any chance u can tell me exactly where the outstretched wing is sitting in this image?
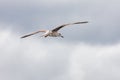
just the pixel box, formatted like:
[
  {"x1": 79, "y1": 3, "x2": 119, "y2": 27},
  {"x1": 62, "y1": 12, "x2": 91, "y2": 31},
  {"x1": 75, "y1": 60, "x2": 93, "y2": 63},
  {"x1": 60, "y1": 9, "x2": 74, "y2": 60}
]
[
  {"x1": 21, "y1": 30, "x2": 46, "y2": 38},
  {"x1": 52, "y1": 21, "x2": 88, "y2": 32}
]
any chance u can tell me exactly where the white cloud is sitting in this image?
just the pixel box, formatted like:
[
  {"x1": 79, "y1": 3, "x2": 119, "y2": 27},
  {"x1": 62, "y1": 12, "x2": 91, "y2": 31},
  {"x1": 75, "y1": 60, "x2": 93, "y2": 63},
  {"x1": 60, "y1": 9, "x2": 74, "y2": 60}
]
[
  {"x1": 69, "y1": 44, "x2": 120, "y2": 80},
  {"x1": 0, "y1": 29, "x2": 120, "y2": 80}
]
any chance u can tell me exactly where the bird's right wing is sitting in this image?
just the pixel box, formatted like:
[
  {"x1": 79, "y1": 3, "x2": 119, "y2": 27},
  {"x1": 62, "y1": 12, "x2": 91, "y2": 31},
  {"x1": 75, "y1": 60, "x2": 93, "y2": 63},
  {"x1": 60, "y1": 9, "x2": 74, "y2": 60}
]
[
  {"x1": 52, "y1": 21, "x2": 88, "y2": 32},
  {"x1": 21, "y1": 30, "x2": 46, "y2": 38}
]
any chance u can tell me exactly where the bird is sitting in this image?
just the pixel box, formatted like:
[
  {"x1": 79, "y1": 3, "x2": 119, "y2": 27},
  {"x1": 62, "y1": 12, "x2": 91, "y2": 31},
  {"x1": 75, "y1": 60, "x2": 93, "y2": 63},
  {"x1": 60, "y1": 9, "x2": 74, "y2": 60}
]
[{"x1": 21, "y1": 21, "x2": 88, "y2": 38}]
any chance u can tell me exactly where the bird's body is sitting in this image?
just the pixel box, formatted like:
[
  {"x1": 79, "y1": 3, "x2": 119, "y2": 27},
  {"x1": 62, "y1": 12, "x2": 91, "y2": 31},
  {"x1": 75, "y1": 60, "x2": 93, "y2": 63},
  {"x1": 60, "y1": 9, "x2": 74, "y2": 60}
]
[
  {"x1": 41, "y1": 30, "x2": 63, "y2": 38},
  {"x1": 21, "y1": 21, "x2": 88, "y2": 38}
]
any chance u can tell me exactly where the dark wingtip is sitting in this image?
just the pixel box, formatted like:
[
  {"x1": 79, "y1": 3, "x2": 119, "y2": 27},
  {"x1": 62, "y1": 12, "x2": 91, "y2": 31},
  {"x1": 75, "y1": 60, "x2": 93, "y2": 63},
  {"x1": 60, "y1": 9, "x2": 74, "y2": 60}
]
[
  {"x1": 75, "y1": 21, "x2": 88, "y2": 24},
  {"x1": 20, "y1": 36, "x2": 26, "y2": 39},
  {"x1": 83, "y1": 21, "x2": 89, "y2": 23},
  {"x1": 20, "y1": 35, "x2": 30, "y2": 39}
]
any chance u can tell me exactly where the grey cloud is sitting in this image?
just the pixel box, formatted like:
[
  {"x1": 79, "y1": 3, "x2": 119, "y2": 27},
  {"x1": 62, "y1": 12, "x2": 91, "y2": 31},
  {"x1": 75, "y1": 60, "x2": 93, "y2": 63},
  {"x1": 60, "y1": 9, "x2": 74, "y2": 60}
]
[{"x1": 0, "y1": 0, "x2": 120, "y2": 44}]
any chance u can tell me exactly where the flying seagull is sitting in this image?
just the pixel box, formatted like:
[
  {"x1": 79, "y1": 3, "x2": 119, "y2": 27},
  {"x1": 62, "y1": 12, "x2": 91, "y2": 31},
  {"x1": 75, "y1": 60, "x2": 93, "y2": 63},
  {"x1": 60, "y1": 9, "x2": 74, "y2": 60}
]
[{"x1": 21, "y1": 21, "x2": 88, "y2": 38}]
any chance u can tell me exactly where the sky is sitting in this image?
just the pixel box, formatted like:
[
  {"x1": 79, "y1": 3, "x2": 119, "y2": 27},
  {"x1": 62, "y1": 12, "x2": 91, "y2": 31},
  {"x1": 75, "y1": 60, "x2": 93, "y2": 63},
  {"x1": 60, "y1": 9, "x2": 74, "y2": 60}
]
[{"x1": 0, "y1": 0, "x2": 120, "y2": 80}]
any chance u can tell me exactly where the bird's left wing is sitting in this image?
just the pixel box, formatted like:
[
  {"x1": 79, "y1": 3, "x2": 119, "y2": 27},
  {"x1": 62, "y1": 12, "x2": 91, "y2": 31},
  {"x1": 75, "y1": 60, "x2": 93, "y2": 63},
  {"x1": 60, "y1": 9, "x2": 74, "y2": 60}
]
[
  {"x1": 21, "y1": 30, "x2": 46, "y2": 38},
  {"x1": 52, "y1": 21, "x2": 88, "y2": 32}
]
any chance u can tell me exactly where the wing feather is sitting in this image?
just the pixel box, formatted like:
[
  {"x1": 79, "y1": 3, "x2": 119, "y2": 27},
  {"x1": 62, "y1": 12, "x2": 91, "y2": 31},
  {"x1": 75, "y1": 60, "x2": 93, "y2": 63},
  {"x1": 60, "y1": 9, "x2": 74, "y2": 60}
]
[
  {"x1": 52, "y1": 21, "x2": 88, "y2": 32},
  {"x1": 21, "y1": 30, "x2": 46, "y2": 38}
]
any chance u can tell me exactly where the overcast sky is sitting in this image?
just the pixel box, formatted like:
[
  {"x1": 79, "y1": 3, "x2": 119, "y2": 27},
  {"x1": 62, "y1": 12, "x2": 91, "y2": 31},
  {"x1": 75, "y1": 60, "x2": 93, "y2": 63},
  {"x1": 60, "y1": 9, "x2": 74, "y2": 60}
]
[{"x1": 0, "y1": 0, "x2": 120, "y2": 80}]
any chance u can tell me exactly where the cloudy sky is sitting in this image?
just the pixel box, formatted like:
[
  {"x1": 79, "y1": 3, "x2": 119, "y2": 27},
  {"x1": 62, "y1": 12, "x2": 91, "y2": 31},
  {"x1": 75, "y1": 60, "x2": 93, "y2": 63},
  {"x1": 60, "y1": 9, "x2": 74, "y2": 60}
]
[{"x1": 0, "y1": 0, "x2": 120, "y2": 80}]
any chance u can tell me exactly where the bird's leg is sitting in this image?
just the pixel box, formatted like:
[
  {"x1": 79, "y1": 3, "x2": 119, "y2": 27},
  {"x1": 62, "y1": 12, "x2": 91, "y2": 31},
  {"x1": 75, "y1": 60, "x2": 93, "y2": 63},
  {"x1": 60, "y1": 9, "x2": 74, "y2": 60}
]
[
  {"x1": 44, "y1": 36, "x2": 48, "y2": 38},
  {"x1": 40, "y1": 33, "x2": 48, "y2": 38},
  {"x1": 61, "y1": 35, "x2": 64, "y2": 38}
]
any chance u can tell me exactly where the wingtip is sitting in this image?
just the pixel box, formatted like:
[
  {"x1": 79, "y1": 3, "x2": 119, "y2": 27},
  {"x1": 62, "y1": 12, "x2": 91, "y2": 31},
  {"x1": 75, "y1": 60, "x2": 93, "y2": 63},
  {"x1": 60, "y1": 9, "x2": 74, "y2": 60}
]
[
  {"x1": 20, "y1": 35, "x2": 29, "y2": 39},
  {"x1": 84, "y1": 21, "x2": 89, "y2": 23},
  {"x1": 74, "y1": 21, "x2": 88, "y2": 24},
  {"x1": 20, "y1": 36, "x2": 25, "y2": 39},
  {"x1": 80, "y1": 21, "x2": 89, "y2": 23}
]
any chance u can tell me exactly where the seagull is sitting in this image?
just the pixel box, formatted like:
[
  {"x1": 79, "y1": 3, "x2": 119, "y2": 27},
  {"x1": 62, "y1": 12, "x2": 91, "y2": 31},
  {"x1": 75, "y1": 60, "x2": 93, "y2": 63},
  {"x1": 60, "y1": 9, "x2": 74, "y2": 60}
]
[{"x1": 21, "y1": 21, "x2": 88, "y2": 38}]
